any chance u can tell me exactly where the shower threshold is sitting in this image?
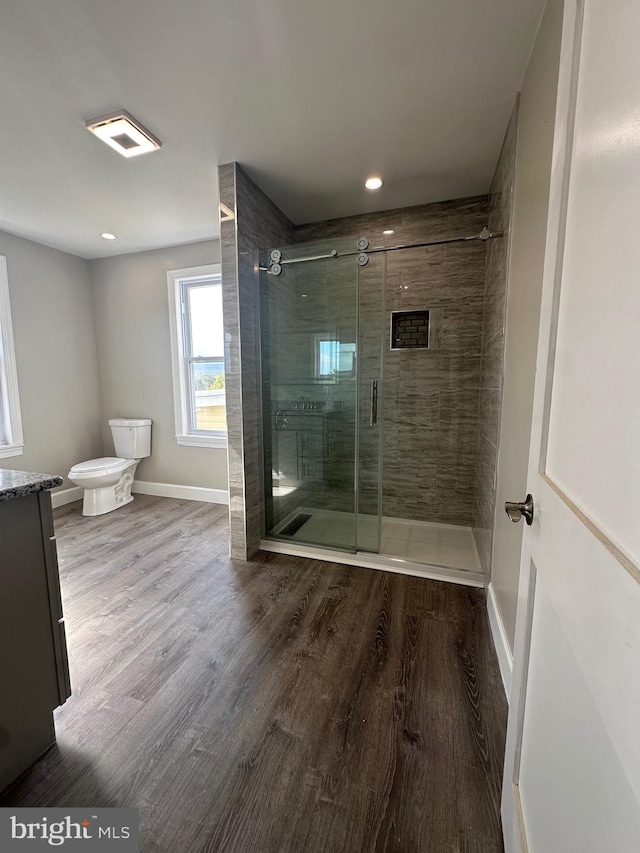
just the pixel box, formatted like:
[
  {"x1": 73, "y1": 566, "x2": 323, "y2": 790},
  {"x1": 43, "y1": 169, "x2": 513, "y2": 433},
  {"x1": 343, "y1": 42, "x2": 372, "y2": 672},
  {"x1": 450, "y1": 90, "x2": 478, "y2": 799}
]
[{"x1": 261, "y1": 508, "x2": 484, "y2": 588}]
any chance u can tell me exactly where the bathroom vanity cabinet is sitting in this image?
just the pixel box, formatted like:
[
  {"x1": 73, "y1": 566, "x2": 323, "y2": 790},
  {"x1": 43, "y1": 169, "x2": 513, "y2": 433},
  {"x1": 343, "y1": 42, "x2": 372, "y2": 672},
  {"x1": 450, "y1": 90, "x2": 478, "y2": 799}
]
[{"x1": 0, "y1": 470, "x2": 71, "y2": 793}]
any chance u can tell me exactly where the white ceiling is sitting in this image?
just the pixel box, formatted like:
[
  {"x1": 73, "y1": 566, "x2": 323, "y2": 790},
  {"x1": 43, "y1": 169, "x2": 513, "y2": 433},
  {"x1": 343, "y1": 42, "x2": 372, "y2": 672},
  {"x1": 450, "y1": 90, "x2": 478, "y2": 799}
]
[{"x1": 0, "y1": 0, "x2": 545, "y2": 259}]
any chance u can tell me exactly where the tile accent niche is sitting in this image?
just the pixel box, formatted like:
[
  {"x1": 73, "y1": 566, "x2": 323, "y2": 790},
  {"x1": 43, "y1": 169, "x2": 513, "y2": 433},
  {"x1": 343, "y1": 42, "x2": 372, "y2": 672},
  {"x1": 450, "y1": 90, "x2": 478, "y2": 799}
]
[{"x1": 391, "y1": 310, "x2": 431, "y2": 349}]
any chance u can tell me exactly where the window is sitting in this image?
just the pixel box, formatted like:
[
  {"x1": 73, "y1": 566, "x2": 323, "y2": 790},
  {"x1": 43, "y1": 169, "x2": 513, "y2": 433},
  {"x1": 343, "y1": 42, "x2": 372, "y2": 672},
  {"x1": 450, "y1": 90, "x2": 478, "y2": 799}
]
[
  {"x1": 315, "y1": 337, "x2": 356, "y2": 379},
  {"x1": 167, "y1": 265, "x2": 226, "y2": 447},
  {"x1": 0, "y1": 256, "x2": 24, "y2": 458}
]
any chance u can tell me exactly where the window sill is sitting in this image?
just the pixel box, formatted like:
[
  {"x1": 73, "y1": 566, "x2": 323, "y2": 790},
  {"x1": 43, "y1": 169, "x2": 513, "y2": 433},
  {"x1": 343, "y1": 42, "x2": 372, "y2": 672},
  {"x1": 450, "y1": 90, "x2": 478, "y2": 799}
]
[
  {"x1": 0, "y1": 443, "x2": 24, "y2": 459},
  {"x1": 176, "y1": 434, "x2": 227, "y2": 449}
]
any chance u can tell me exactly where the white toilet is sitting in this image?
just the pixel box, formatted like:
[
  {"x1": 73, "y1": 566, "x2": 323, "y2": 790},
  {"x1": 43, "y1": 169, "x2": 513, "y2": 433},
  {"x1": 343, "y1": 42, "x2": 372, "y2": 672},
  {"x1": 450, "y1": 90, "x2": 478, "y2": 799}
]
[{"x1": 69, "y1": 418, "x2": 152, "y2": 517}]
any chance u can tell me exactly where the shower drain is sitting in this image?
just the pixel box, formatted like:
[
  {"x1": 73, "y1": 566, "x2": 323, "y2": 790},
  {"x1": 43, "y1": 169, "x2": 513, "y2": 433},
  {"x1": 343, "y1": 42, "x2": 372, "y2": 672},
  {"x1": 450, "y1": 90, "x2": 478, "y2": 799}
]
[{"x1": 279, "y1": 513, "x2": 312, "y2": 537}]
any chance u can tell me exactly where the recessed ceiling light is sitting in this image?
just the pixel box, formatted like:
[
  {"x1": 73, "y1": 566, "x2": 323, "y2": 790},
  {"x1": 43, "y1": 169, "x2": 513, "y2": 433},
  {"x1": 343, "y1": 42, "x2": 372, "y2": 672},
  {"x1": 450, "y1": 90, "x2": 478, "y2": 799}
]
[
  {"x1": 86, "y1": 111, "x2": 161, "y2": 158},
  {"x1": 365, "y1": 176, "x2": 383, "y2": 190},
  {"x1": 100, "y1": 232, "x2": 117, "y2": 240},
  {"x1": 383, "y1": 229, "x2": 394, "y2": 235}
]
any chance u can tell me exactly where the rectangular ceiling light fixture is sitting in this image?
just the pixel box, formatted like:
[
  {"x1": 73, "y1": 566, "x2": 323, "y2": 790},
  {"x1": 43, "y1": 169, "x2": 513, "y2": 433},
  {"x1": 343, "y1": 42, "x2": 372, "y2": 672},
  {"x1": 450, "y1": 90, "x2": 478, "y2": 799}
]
[{"x1": 85, "y1": 110, "x2": 161, "y2": 158}]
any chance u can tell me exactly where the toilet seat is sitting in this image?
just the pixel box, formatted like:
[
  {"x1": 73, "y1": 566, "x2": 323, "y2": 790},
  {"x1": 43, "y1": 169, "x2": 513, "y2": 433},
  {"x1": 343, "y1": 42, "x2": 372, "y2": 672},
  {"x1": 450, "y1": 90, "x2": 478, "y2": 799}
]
[{"x1": 69, "y1": 457, "x2": 131, "y2": 477}]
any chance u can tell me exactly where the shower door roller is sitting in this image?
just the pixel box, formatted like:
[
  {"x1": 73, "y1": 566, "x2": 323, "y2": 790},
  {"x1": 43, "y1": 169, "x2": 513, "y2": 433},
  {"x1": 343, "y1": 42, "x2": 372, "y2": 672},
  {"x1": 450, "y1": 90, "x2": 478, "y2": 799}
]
[{"x1": 504, "y1": 494, "x2": 534, "y2": 525}]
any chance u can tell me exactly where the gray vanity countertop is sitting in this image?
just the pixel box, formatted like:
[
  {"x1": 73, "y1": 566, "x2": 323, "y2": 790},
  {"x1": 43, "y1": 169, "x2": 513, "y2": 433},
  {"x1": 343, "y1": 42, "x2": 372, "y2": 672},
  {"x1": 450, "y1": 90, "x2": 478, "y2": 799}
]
[{"x1": 0, "y1": 469, "x2": 63, "y2": 502}]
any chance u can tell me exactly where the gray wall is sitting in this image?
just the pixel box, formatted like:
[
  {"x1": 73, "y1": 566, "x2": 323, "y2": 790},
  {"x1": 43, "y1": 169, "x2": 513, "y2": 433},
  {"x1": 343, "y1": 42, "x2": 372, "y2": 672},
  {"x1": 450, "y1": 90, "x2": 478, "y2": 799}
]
[
  {"x1": 90, "y1": 240, "x2": 228, "y2": 491},
  {"x1": 492, "y1": 0, "x2": 564, "y2": 650},
  {"x1": 0, "y1": 229, "x2": 103, "y2": 488},
  {"x1": 296, "y1": 198, "x2": 489, "y2": 528},
  {"x1": 472, "y1": 105, "x2": 519, "y2": 570}
]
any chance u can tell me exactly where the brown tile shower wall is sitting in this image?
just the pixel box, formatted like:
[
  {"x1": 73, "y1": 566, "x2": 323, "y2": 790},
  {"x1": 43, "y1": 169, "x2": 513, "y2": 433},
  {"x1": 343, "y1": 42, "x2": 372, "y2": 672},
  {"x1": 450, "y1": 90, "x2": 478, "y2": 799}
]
[
  {"x1": 218, "y1": 163, "x2": 295, "y2": 559},
  {"x1": 295, "y1": 196, "x2": 489, "y2": 526},
  {"x1": 472, "y1": 103, "x2": 519, "y2": 569}
]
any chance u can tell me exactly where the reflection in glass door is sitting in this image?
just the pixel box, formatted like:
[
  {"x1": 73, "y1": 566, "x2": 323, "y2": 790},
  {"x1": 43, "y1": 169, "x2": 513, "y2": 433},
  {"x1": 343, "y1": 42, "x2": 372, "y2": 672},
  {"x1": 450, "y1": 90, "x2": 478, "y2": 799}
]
[{"x1": 260, "y1": 237, "x2": 383, "y2": 553}]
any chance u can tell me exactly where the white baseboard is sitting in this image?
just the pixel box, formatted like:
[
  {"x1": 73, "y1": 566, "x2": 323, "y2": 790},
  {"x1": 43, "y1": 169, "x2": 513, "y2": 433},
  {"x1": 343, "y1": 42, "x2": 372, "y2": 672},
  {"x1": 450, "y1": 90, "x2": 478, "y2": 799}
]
[
  {"x1": 132, "y1": 480, "x2": 229, "y2": 505},
  {"x1": 487, "y1": 582, "x2": 513, "y2": 700},
  {"x1": 51, "y1": 486, "x2": 83, "y2": 508}
]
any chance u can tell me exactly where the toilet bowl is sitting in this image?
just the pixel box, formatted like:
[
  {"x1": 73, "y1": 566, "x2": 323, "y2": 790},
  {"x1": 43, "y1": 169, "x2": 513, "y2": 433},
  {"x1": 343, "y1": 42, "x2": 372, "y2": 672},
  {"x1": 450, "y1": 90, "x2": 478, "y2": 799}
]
[
  {"x1": 68, "y1": 457, "x2": 139, "y2": 517},
  {"x1": 68, "y1": 418, "x2": 152, "y2": 517}
]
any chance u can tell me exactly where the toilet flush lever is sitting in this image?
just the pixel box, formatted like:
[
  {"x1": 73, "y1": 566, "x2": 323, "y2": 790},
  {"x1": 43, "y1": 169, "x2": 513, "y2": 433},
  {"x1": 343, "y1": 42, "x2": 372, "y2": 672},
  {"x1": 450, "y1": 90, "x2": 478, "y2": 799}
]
[{"x1": 505, "y1": 494, "x2": 534, "y2": 526}]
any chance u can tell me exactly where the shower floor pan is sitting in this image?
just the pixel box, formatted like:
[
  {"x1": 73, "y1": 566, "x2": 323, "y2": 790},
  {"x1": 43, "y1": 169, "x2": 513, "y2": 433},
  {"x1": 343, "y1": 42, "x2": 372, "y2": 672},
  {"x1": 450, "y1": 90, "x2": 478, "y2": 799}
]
[{"x1": 261, "y1": 508, "x2": 484, "y2": 588}]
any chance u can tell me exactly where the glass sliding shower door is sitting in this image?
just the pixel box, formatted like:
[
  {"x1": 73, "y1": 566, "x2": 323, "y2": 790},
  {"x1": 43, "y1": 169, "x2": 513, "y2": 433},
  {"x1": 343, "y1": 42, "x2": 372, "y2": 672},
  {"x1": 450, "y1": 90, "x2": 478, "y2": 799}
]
[
  {"x1": 260, "y1": 237, "x2": 382, "y2": 553},
  {"x1": 356, "y1": 247, "x2": 384, "y2": 553}
]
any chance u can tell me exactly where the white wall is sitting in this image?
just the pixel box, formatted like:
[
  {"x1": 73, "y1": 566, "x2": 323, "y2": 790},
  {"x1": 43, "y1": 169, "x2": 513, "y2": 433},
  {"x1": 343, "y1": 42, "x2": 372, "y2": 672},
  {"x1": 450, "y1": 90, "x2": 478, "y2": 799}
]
[
  {"x1": 0, "y1": 229, "x2": 103, "y2": 488},
  {"x1": 89, "y1": 240, "x2": 228, "y2": 491},
  {"x1": 491, "y1": 0, "x2": 564, "y2": 656}
]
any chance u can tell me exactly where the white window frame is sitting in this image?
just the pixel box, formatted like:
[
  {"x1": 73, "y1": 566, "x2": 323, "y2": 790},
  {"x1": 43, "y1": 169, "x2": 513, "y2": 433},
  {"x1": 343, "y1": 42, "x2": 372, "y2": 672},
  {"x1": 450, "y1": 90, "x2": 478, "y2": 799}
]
[
  {"x1": 0, "y1": 256, "x2": 24, "y2": 458},
  {"x1": 167, "y1": 264, "x2": 226, "y2": 448}
]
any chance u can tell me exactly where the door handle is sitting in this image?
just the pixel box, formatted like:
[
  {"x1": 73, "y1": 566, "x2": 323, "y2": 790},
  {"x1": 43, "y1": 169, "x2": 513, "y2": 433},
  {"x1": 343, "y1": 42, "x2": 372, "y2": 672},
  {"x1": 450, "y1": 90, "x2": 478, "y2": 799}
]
[
  {"x1": 505, "y1": 494, "x2": 534, "y2": 525},
  {"x1": 369, "y1": 379, "x2": 378, "y2": 427}
]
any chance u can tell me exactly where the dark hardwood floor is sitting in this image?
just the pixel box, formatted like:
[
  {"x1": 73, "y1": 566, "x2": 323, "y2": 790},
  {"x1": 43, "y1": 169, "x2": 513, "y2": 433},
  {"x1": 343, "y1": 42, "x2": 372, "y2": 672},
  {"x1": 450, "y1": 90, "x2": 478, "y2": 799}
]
[{"x1": 1, "y1": 495, "x2": 508, "y2": 852}]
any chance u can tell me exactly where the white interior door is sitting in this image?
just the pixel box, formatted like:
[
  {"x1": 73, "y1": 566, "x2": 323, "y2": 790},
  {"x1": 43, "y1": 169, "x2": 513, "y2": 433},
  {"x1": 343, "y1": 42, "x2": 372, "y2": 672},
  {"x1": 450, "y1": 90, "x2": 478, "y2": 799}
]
[{"x1": 502, "y1": 0, "x2": 640, "y2": 851}]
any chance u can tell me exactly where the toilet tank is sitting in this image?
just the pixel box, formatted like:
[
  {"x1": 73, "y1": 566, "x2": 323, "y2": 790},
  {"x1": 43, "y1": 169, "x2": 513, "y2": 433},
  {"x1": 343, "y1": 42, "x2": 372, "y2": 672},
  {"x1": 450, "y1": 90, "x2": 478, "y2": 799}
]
[{"x1": 109, "y1": 418, "x2": 152, "y2": 459}]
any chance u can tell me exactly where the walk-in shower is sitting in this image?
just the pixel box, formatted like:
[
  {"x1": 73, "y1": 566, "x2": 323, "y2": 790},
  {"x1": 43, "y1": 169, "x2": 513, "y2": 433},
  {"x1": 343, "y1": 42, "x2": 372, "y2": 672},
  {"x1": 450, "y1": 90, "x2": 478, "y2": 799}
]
[{"x1": 258, "y1": 221, "x2": 496, "y2": 586}]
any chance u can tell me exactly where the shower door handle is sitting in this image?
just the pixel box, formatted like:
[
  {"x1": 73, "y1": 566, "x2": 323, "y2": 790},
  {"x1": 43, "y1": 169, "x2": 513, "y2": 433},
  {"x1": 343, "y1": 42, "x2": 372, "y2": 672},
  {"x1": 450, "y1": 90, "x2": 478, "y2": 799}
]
[{"x1": 369, "y1": 379, "x2": 378, "y2": 427}]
